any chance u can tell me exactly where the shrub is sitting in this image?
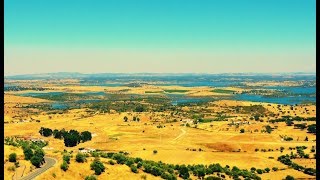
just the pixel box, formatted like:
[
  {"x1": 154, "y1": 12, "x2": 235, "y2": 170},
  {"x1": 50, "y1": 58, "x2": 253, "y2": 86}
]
[
  {"x1": 285, "y1": 175, "x2": 295, "y2": 180},
  {"x1": 130, "y1": 164, "x2": 138, "y2": 173},
  {"x1": 265, "y1": 167, "x2": 270, "y2": 173},
  {"x1": 63, "y1": 154, "x2": 71, "y2": 164},
  {"x1": 272, "y1": 167, "x2": 278, "y2": 171},
  {"x1": 60, "y1": 161, "x2": 69, "y2": 171},
  {"x1": 240, "y1": 129, "x2": 245, "y2": 133},
  {"x1": 76, "y1": 153, "x2": 86, "y2": 163},
  {"x1": 256, "y1": 169, "x2": 263, "y2": 174},
  {"x1": 153, "y1": 150, "x2": 158, "y2": 154},
  {"x1": 7, "y1": 166, "x2": 16, "y2": 171},
  {"x1": 108, "y1": 160, "x2": 115, "y2": 165},
  {"x1": 9, "y1": 153, "x2": 17, "y2": 162},
  {"x1": 90, "y1": 159, "x2": 105, "y2": 175},
  {"x1": 85, "y1": 175, "x2": 97, "y2": 180}
]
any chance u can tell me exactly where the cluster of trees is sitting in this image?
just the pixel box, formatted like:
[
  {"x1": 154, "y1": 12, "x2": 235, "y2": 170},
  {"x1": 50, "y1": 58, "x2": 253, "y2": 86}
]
[
  {"x1": 88, "y1": 151, "x2": 262, "y2": 180},
  {"x1": 22, "y1": 145, "x2": 45, "y2": 168},
  {"x1": 4, "y1": 137, "x2": 48, "y2": 168},
  {"x1": 39, "y1": 127, "x2": 92, "y2": 147},
  {"x1": 278, "y1": 154, "x2": 316, "y2": 176},
  {"x1": 270, "y1": 116, "x2": 316, "y2": 124}
]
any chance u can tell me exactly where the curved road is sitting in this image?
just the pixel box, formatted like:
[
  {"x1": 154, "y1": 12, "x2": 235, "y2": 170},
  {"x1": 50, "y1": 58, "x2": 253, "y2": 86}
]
[{"x1": 19, "y1": 157, "x2": 57, "y2": 180}]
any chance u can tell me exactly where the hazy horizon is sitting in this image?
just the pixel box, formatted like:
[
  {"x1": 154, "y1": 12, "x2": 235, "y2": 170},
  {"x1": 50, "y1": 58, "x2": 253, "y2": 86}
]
[{"x1": 5, "y1": 0, "x2": 316, "y2": 75}]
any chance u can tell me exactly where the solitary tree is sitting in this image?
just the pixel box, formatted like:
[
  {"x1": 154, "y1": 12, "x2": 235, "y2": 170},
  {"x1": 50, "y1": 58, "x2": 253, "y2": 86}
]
[
  {"x1": 9, "y1": 153, "x2": 17, "y2": 162},
  {"x1": 124, "y1": 116, "x2": 128, "y2": 122}
]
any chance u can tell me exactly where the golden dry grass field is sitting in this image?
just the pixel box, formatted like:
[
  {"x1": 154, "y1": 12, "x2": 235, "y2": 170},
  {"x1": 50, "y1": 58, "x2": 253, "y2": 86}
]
[{"x1": 3, "y1": 83, "x2": 316, "y2": 180}]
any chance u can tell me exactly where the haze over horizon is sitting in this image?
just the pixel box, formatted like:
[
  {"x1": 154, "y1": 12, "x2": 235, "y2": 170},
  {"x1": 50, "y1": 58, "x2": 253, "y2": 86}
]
[{"x1": 4, "y1": 0, "x2": 316, "y2": 75}]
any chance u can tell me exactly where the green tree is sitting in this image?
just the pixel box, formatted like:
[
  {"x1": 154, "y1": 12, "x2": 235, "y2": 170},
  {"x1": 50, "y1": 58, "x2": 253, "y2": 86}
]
[
  {"x1": 178, "y1": 165, "x2": 190, "y2": 179},
  {"x1": 63, "y1": 154, "x2": 71, "y2": 164},
  {"x1": 31, "y1": 155, "x2": 42, "y2": 168},
  {"x1": 81, "y1": 131, "x2": 92, "y2": 142},
  {"x1": 23, "y1": 147, "x2": 33, "y2": 160},
  {"x1": 39, "y1": 127, "x2": 53, "y2": 137},
  {"x1": 76, "y1": 153, "x2": 86, "y2": 163},
  {"x1": 130, "y1": 164, "x2": 138, "y2": 173},
  {"x1": 256, "y1": 169, "x2": 263, "y2": 174},
  {"x1": 285, "y1": 175, "x2": 295, "y2": 180},
  {"x1": 307, "y1": 124, "x2": 316, "y2": 134},
  {"x1": 265, "y1": 167, "x2": 270, "y2": 173},
  {"x1": 60, "y1": 160, "x2": 69, "y2": 171},
  {"x1": 124, "y1": 116, "x2": 128, "y2": 122},
  {"x1": 9, "y1": 153, "x2": 17, "y2": 162},
  {"x1": 90, "y1": 159, "x2": 105, "y2": 175}
]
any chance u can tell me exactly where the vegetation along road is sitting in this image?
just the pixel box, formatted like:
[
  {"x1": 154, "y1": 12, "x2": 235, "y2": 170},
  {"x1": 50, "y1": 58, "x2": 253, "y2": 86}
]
[{"x1": 19, "y1": 157, "x2": 57, "y2": 180}]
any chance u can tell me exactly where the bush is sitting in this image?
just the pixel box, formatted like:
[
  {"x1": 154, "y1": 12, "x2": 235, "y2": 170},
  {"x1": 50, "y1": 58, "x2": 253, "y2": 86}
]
[
  {"x1": 272, "y1": 167, "x2": 278, "y2": 171},
  {"x1": 240, "y1": 129, "x2": 245, "y2": 133},
  {"x1": 76, "y1": 153, "x2": 86, "y2": 163},
  {"x1": 7, "y1": 166, "x2": 16, "y2": 171},
  {"x1": 39, "y1": 127, "x2": 53, "y2": 137},
  {"x1": 130, "y1": 164, "x2": 138, "y2": 173},
  {"x1": 108, "y1": 160, "x2": 115, "y2": 165},
  {"x1": 90, "y1": 159, "x2": 105, "y2": 175},
  {"x1": 63, "y1": 154, "x2": 71, "y2": 164},
  {"x1": 60, "y1": 161, "x2": 69, "y2": 171},
  {"x1": 153, "y1": 150, "x2": 158, "y2": 154},
  {"x1": 256, "y1": 169, "x2": 263, "y2": 174},
  {"x1": 9, "y1": 153, "x2": 17, "y2": 162},
  {"x1": 85, "y1": 175, "x2": 97, "y2": 180},
  {"x1": 265, "y1": 167, "x2": 270, "y2": 173},
  {"x1": 285, "y1": 175, "x2": 295, "y2": 180}
]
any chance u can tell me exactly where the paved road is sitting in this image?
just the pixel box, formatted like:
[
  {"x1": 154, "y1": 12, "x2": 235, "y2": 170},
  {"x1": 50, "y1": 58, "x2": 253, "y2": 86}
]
[{"x1": 19, "y1": 157, "x2": 57, "y2": 180}]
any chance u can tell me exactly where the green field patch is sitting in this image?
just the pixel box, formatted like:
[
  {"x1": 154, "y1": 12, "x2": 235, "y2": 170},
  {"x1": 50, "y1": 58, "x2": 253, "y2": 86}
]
[
  {"x1": 164, "y1": 89, "x2": 189, "y2": 93},
  {"x1": 211, "y1": 89, "x2": 236, "y2": 94},
  {"x1": 145, "y1": 91, "x2": 163, "y2": 93}
]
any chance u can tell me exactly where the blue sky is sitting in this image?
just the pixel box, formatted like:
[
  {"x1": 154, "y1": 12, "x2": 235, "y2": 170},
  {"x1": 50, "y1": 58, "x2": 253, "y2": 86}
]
[{"x1": 4, "y1": 0, "x2": 316, "y2": 75}]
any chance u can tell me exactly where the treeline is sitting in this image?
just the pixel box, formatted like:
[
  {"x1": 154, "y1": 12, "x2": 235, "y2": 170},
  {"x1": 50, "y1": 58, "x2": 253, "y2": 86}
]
[
  {"x1": 269, "y1": 116, "x2": 316, "y2": 124},
  {"x1": 278, "y1": 154, "x2": 316, "y2": 176},
  {"x1": 39, "y1": 127, "x2": 92, "y2": 147},
  {"x1": 4, "y1": 86, "x2": 48, "y2": 91},
  {"x1": 87, "y1": 151, "x2": 263, "y2": 180}
]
